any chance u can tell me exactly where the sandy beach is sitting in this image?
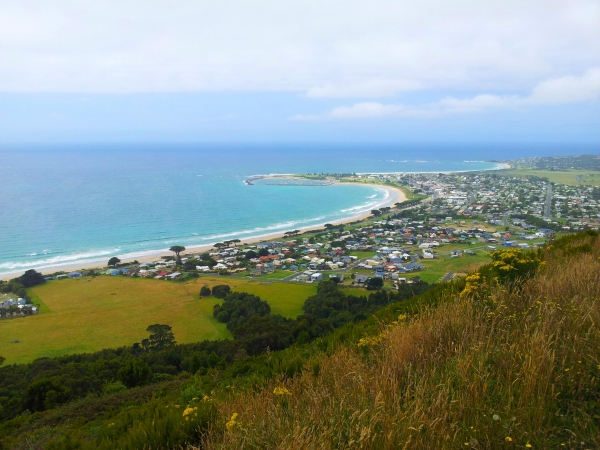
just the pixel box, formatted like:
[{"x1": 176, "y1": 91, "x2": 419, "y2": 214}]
[{"x1": 1, "y1": 183, "x2": 406, "y2": 280}]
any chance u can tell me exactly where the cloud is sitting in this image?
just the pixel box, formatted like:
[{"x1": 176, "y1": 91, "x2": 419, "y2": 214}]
[
  {"x1": 291, "y1": 67, "x2": 600, "y2": 120},
  {"x1": 529, "y1": 67, "x2": 600, "y2": 104},
  {"x1": 0, "y1": 1, "x2": 598, "y2": 95}
]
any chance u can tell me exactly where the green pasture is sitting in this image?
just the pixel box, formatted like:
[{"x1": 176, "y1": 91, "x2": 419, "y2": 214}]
[
  {"x1": 0, "y1": 276, "x2": 316, "y2": 365},
  {"x1": 499, "y1": 169, "x2": 600, "y2": 186},
  {"x1": 414, "y1": 253, "x2": 491, "y2": 283}
]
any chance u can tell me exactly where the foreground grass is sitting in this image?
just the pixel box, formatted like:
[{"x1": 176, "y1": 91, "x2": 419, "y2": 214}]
[
  {"x1": 0, "y1": 276, "x2": 315, "y2": 365},
  {"x1": 201, "y1": 236, "x2": 600, "y2": 449}
]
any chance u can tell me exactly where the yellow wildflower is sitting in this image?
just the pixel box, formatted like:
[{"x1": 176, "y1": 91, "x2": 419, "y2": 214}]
[
  {"x1": 226, "y1": 413, "x2": 240, "y2": 433},
  {"x1": 505, "y1": 436, "x2": 513, "y2": 442},
  {"x1": 525, "y1": 444, "x2": 532, "y2": 448},
  {"x1": 183, "y1": 406, "x2": 198, "y2": 418},
  {"x1": 273, "y1": 386, "x2": 292, "y2": 396}
]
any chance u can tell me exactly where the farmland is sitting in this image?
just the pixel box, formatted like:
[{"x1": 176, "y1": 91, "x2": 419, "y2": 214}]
[
  {"x1": 499, "y1": 168, "x2": 600, "y2": 186},
  {"x1": 0, "y1": 276, "x2": 317, "y2": 365}
]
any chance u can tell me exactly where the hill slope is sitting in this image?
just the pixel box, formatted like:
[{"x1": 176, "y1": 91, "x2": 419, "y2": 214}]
[{"x1": 201, "y1": 233, "x2": 600, "y2": 449}]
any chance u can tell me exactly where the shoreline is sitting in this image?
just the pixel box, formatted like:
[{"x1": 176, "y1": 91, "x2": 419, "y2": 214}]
[{"x1": 0, "y1": 183, "x2": 405, "y2": 280}]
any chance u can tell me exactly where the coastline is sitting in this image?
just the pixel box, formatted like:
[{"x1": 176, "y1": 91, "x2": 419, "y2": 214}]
[{"x1": 0, "y1": 183, "x2": 405, "y2": 280}]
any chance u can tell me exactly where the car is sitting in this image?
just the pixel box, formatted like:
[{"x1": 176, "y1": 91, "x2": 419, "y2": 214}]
[{"x1": 487, "y1": 246, "x2": 497, "y2": 250}]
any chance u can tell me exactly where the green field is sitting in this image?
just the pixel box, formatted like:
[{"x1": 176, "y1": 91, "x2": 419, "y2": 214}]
[
  {"x1": 0, "y1": 276, "x2": 316, "y2": 365},
  {"x1": 415, "y1": 253, "x2": 491, "y2": 283},
  {"x1": 499, "y1": 169, "x2": 600, "y2": 186}
]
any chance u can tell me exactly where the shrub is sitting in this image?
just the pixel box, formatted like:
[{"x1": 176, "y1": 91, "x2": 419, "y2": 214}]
[
  {"x1": 199, "y1": 285, "x2": 211, "y2": 297},
  {"x1": 211, "y1": 284, "x2": 231, "y2": 298}
]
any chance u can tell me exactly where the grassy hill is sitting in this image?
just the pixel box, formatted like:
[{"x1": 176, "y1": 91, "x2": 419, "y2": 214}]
[
  {"x1": 199, "y1": 233, "x2": 600, "y2": 449},
  {"x1": 0, "y1": 276, "x2": 316, "y2": 364},
  {"x1": 1, "y1": 232, "x2": 598, "y2": 449}
]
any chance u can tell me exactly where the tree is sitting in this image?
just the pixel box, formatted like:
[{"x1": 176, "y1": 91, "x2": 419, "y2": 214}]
[
  {"x1": 145, "y1": 324, "x2": 176, "y2": 350},
  {"x1": 16, "y1": 269, "x2": 45, "y2": 288},
  {"x1": 0, "y1": 356, "x2": 5, "y2": 366},
  {"x1": 258, "y1": 248, "x2": 270, "y2": 257},
  {"x1": 117, "y1": 359, "x2": 151, "y2": 388},
  {"x1": 366, "y1": 277, "x2": 384, "y2": 290},
  {"x1": 108, "y1": 257, "x2": 121, "y2": 267},
  {"x1": 199, "y1": 285, "x2": 211, "y2": 297},
  {"x1": 324, "y1": 223, "x2": 335, "y2": 230},
  {"x1": 212, "y1": 284, "x2": 231, "y2": 299},
  {"x1": 183, "y1": 258, "x2": 199, "y2": 271},
  {"x1": 169, "y1": 245, "x2": 186, "y2": 258},
  {"x1": 371, "y1": 209, "x2": 381, "y2": 217}
]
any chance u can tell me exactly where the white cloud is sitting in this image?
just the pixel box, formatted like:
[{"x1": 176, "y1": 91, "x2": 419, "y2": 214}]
[
  {"x1": 529, "y1": 67, "x2": 600, "y2": 104},
  {"x1": 0, "y1": 1, "x2": 598, "y2": 95},
  {"x1": 292, "y1": 67, "x2": 600, "y2": 120}
]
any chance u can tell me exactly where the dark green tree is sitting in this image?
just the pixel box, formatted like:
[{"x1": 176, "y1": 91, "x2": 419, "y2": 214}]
[
  {"x1": 199, "y1": 285, "x2": 211, "y2": 297},
  {"x1": 15, "y1": 269, "x2": 45, "y2": 288},
  {"x1": 169, "y1": 245, "x2": 186, "y2": 258},
  {"x1": 366, "y1": 277, "x2": 384, "y2": 290},
  {"x1": 244, "y1": 250, "x2": 258, "y2": 260},
  {"x1": 108, "y1": 257, "x2": 121, "y2": 267},
  {"x1": 211, "y1": 284, "x2": 231, "y2": 299},
  {"x1": 117, "y1": 359, "x2": 151, "y2": 388},
  {"x1": 145, "y1": 324, "x2": 176, "y2": 350}
]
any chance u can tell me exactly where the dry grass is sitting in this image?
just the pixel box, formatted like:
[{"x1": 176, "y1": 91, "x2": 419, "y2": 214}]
[{"x1": 199, "y1": 237, "x2": 600, "y2": 449}]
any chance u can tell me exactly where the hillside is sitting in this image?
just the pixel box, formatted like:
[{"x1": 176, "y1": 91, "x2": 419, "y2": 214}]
[
  {"x1": 0, "y1": 231, "x2": 598, "y2": 449},
  {"x1": 199, "y1": 232, "x2": 600, "y2": 449}
]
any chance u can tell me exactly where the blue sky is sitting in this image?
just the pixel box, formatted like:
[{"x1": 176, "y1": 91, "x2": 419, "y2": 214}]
[{"x1": 0, "y1": 0, "x2": 599, "y2": 144}]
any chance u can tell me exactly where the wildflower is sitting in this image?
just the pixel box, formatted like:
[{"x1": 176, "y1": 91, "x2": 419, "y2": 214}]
[
  {"x1": 108, "y1": 423, "x2": 115, "y2": 427},
  {"x1": 174, "y1": 404, "x2": 180, "y2": 408},
  {"x1": 183, "y1": 406, "x2": 198, "y2": 418},
  {"x1": 226, "y1": 413, "x2": 240, "y2": 433},
  {"x1": 273, "y1": 386, "x2": 292, "y2": 396},
  {"x1": 525, "y1": 444, "x2": 532, "y2": 448},
  {"x1": 505, "y1": 436, "x2": 513, "y2": 442},
  {"x1": 492, "y1": 414, "x2": 500, "y2": 421},
  {"x1": 203, "y1": 395, "x2": 211, "y2": 402}
]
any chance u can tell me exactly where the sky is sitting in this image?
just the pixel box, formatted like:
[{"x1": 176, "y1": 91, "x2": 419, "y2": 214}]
[{"x1": 0, "y1": 0, "x2": 599, "y2": 144}]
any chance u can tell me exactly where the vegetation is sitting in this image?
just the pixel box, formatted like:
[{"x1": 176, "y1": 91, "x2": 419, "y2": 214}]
[
  {"x1": 107, "y1": 257, "x2": 120, "y2": 267},
  {"x1": 500, "y1": 168, "x2": 600, "y2": 186},
  {"x1": 1, "y1": 232, "x2": 598, "y2": 449},
  {"x1": 199, "y1": 231, "x2": 600, "y2": 449}
]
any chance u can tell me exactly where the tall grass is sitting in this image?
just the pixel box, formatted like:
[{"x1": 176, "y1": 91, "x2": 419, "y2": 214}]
[{"x1": 201, "y1": 236, "x2": 600, "y2": 449}]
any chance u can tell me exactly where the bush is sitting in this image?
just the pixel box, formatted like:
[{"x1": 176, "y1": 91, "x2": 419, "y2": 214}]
[
  {"x1": 117, "y1": 359, "x2": 151, "y2": 388},
  {"x1": 211, "y1": 284, "x2": 231, "y2": 299},
  {"x1": 103, "y1": 381, "x2": 127, "y2": 394},
  {"x1": 199, "y1": 285, "x2": 211, "y2": 297},
  {"x1": 366, "y1": 277, "x2": 384, "y2": 290}
]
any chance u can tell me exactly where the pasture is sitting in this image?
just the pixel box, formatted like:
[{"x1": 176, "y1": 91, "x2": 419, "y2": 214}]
[
  {"x1": 499, "y1": 169, "x2": 600, "y2": 186},
  {"x1": 0, "y1": 276, "x2": 316, "y2": 365}
]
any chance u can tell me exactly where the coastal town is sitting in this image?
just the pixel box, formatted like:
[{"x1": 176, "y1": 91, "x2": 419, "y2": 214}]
[{"x1": 5, "y1": 156, "x2": 596, "y2": 302}]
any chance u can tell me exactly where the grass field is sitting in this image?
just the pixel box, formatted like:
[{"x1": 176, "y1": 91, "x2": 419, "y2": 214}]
[
  {"x1": 415, "y1": 253, "x2": 491, "y2": 283},
  {"x1": 499, "y1": 169, "x2": 600, "y2": 186},
  {"x1": 0, "y1": 276, "x2": 317, "y2": 365}
]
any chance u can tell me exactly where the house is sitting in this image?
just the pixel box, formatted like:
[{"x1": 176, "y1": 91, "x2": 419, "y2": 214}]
[
  {"x1": 310, "y1": 272, "x2": 323, "y2": 282},
  {"x1": 68, "y1": 271, "x2": 82, "y2": 278},
  {"x1": 354, "y1": 274, "x2": 369, "y2": 285}
]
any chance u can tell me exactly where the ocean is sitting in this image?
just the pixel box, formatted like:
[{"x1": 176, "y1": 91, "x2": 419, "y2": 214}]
[{"x1": 0, "y1": 142, "x2": 590, "y2": 276}]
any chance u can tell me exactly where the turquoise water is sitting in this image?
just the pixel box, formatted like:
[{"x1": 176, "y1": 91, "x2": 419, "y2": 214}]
[{"x1": 0, "y1": 143, "x2": 503, "y2": 274}]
